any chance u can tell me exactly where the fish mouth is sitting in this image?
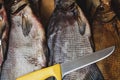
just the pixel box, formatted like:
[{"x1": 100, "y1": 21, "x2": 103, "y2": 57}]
[
  {"x1": 95, "y1": 11, "x2": 116, "y2": 22},
  {"x1": 11, "y1": 0, "x2": 28, "y2": 14},
  {"x1": 58, "y1": 1, "x2": 76, "y2": 12}
]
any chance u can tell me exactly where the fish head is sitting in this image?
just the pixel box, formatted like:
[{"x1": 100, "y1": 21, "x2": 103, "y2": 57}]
[
  {"x1": 90, "y1": 0, "x2": 115, "y2": 22},
  {"x1": 57, "y1": 0, "x2": 76, "y2": 10},
  {"x1": 86, "y1": 0, "x2": 116, "y2": 22},
  {"x1": 9, "y1": 0, "x2": 47, "y2": 68},
  {"x1": 86, "y1": 0, "x2": 109, "y2": 14},
  {"x1": 97, "y1": 0, "x2": 111, "y2": 13},
  {"x1": 10, "y1": 0, "x2": 28, "y2": 14},
  {"x1": 10, "y1": 0, "x2": 33, "y2": 37}
]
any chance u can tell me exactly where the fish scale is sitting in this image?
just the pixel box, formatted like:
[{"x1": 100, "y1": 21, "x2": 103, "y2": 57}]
[
  {"x1": 47, "y1": 0, "x2": 104, "y2": 79},
  {"x1": 48, "y1": 21, "x2": 97, "y2": 80},
  {"x1": 60, "y1": 23, "x2": 92, "y2": 59}
]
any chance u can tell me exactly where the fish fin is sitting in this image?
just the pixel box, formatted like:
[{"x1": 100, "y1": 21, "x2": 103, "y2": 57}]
[
  {"x1": 77, "y1": 6, "x2": 91, "y2": 36},
  {"x1": 89, "y1": 36, "x2": 95, "y2": 51},
  {"x1": 22, "y1": 14, "x2": 32, "y2": 37},
  {"x1": 78, "y1": 22, "x2": 86, "y2": 35},
  {"x1": 77, "y1": 6, "x2": 86, "y2": 35}
]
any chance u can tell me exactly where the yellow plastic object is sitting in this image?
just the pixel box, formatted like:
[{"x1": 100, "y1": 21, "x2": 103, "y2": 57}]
[{"x1": 16, "y1": 64, "x2": 62, "y2": 80}]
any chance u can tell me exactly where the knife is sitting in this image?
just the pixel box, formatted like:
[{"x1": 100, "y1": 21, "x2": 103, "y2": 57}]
[{"x1": 16, "y1": 46, "x2": 115, "y2": 80}]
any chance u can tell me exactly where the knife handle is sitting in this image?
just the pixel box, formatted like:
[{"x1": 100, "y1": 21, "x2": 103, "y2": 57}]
[{"x1": 16, "y1": 64, "x2": 62, "y2": 80}]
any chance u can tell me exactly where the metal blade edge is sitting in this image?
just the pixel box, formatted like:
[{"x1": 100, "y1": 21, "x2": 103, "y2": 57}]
[{"x1": 61, "y1": 46, "x2": 115, "y2": 77}]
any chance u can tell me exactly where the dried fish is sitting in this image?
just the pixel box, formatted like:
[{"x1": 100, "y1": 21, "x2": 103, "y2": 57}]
[
  {"x1": 90, "y1": 0, "x2": 120, "y2": 80},
  {"x1": 1, "y1": 0, "x2": 47, "y2": 79},
  {"x1": 47, "y1": 0, "x2": 104, "y2": 80},
  {"x1": 94, "y1": 0, "x2": 116, "y2": 22},
  {"x1": 85, "y1": 0, "x2": 116, "y2": 23}
]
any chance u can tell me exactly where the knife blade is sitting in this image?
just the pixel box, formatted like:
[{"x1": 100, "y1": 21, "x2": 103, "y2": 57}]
[
  {"x1": 16, "y1": 46, "x2": 115, "y2": 80},
  {"x1": 61, "y1": 46, "x2": 115, "y2": 77}
]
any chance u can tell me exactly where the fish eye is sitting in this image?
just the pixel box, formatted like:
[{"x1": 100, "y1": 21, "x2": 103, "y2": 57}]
[{"x1": 99, "y1": 6, "x2": 105, "y2": 11}]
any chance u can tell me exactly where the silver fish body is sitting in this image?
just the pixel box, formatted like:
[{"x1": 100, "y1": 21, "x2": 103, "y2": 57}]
[
  {"x1": 1, "y1": 0, "x2": 47, "y2": 80},
  {"x1": 47, "y1": 0, "x2": 104, "y2": 80}
]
